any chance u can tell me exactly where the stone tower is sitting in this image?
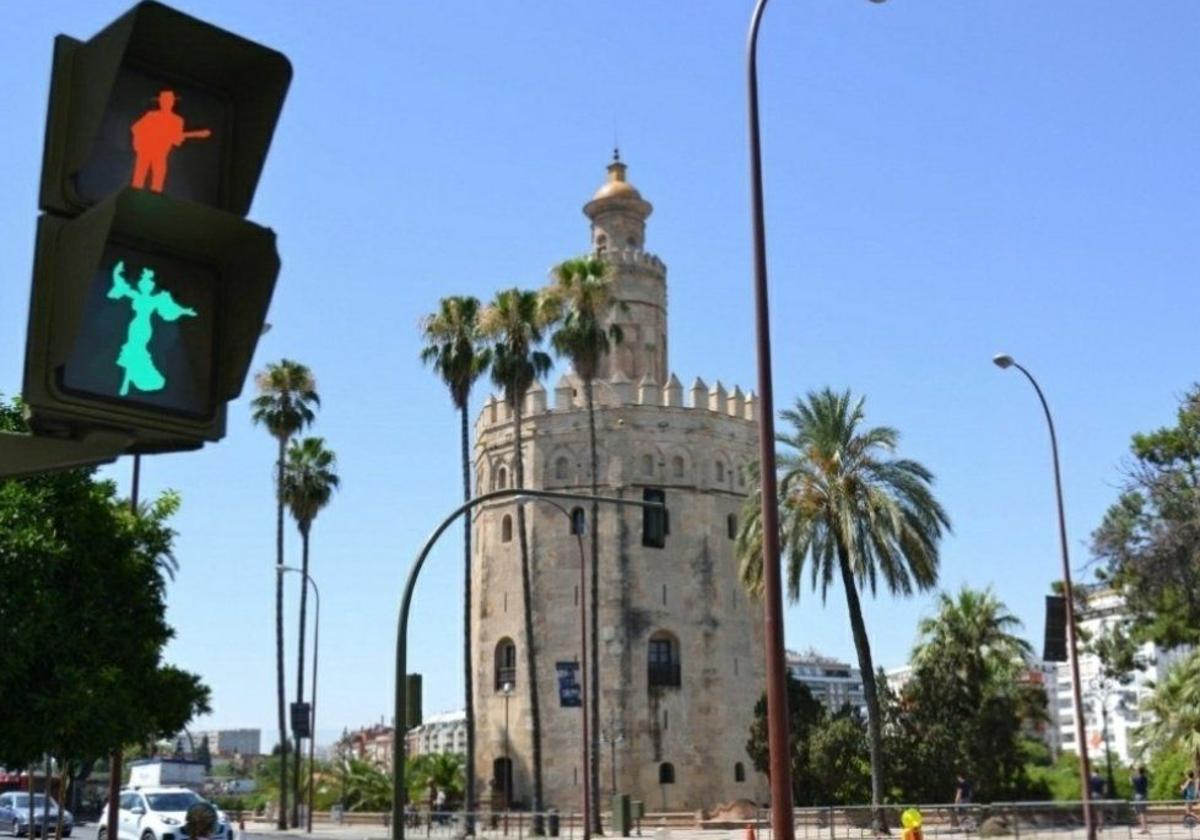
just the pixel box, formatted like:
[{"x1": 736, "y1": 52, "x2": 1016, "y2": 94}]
[{"x1": 471, "y1": 159, "x2": 767, "y2": 815}]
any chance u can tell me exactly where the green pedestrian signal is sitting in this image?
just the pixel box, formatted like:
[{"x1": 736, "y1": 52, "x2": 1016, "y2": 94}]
[
  {"x1": 106, "y1": 260, "x2": 199, "y2": 398},
  {"x1": 5, "y1": 1, "x2": 291, "y2": 475}
]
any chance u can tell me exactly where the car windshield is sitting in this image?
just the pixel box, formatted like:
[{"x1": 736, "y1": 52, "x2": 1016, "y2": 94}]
[
  {"x1": 145, "y1": 792, "x2": 201, "y2": 811},
  {"x1": 9, "y1": 796, "x2": 57, "y2": 809}
]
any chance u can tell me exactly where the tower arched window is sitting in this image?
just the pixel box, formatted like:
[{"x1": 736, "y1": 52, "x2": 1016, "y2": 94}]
[
  {"x1": 648, "y1": 630, "x2": 680, "y2": 688},
  {"x1": 641, "y1": 453, "x2": 655, "y2": 477},
  {"x1": 658, "y1": 763, "x2": 675, "y2": 785},
  {"x1": 715, "y1": 460, "x2": 726, "y2": 483},
  {"x1": 727, "y1": 513, "x2": 738, "y2": 540},
  {"x1": 734, "y1": 762, "x2": 746, "y2": 783},
  {"x1": 596, "y1": 233, "x2": 608, "y2": 254},
  {"x1": 672, "y1": 456, "x2": 685, "y2": 479},
  {"x1": 555, "y1": 456, "x2": 570, "y2": 481},
  {"x1": 495, "y1": 638, "x2": 517, "y2": 691},
  {"x1": 738, "y1": 465, "x2": 747, "y2": 488},
  {"x1": 497, "y1": 466, "x2": 508, "y2": 490},
  {"x1": 570, "y1": 507, "x2": 586, "y2": 536},
  {"x1": 501, "y1": 515, "x2": 513, "y2": 543}
]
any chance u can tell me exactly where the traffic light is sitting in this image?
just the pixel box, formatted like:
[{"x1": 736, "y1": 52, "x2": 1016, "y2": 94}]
[
  {"x1": 24, "y1": 189, "x2": 278, "y2": 448},
  {"x1": 16, "y1": 1, "x2": 291, "y2": 462}
]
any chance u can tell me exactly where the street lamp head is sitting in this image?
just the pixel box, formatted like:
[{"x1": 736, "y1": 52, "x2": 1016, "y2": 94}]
[
  {"x1": 993, "y1": 353, "x2": 1015, "y2": 370},
  {"x1": 502, "y1": 682, "x2": 513, "y2": 696},
  {"x1": 277, "y1": 564, "x2": 300, "y2": 573}
]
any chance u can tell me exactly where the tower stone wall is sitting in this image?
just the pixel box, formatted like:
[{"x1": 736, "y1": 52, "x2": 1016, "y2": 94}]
[{"x1": 470, "y1": 162, "x2": 768, "y2": 814}]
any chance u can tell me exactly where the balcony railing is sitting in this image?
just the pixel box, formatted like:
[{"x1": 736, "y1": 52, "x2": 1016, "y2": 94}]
[{"x1": 648, "y1": 662, "x2": 681, "y2": 688}]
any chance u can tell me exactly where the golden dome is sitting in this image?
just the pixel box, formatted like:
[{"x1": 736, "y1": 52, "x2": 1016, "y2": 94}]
[{"x1": 591, "y1": 158, "x2": 643, "y2": 202}]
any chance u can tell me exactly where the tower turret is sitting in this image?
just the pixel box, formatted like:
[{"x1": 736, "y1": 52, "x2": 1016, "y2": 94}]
[{"x1": 583, "y1": 152, "x2": 668, "y2": 383}]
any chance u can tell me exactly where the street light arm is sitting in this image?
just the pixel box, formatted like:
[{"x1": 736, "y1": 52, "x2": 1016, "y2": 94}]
[{"x1": 392, "y1": 487, "x2": 662, "y2": 839}]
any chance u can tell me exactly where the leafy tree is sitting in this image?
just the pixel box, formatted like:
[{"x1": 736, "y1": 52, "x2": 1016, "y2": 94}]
[
  {"x1": 1138, "y1": 649, "x2": 1200, "y2": 780},
  {"x1": 890, "y1": 587, "x2": 1046, "y2": 802},
  {"x1": 1092, "y1": 386, "x2": 1200, "y2": 648},
  {"x1": 281, "y1": 436, "x2": 340, "y2": 819},
  {"x1": 407, "y1": 753, "x2": 466, "y2": 806},
  {"x1": 251, "y1": 359, "x2": 321, "y2": 828},
  {"x1": 419, "y1": 295, "x2": 490, "y2": 817},
  {"x1": 340, "y1": 757, "x2": 392, "y2": 812},
  {"x1": 0, "y1": 398, "x2": 209, "y2": 777},
  {"x1": 737, "y1": 389, "x2": 950, "y2": 830},
  {"x1": 745, "y1": 674, "x2": 827, "y2": 805},
  {"x1": 479, "y1": 288, "x2": 553, "y2": 819},
  {"x1": 543, "y1": 255, "x2": 624, "y2": 829}
]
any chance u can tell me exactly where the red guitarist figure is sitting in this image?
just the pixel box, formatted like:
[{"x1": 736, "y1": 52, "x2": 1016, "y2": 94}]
[{"x1": 130, "y1": 90, "x2": 211, "y2": 192}]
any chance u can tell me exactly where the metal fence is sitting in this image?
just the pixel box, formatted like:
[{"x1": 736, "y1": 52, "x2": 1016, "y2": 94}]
[
  {"x1": 383, "y1": 810, "x2": 594, "y2": 840},
  {"x1": 755, "y1": 802, "x2": 1200, "y2": 840}
]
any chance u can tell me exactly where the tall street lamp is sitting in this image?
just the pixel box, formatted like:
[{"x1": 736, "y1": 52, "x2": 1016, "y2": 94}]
[
  {"x1": 993, "y1": 353, "x2": 1094, "y2": 839},
  {"x1": 746, "y1": 2, "x2": 884, "y2": 838},
  {"x1": 501, "y1": 682, "x2": 514, "y2": 812},
  {"x1": 279, "y1": 564, "x2": 320, "y2": 834},
  {"x1": 601, "y1": 709, "x2": 624, "y2": 797}
]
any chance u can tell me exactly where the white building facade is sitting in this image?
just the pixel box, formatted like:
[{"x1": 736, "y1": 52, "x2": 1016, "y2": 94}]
[
  {"x1": 408, "y1": 710, "x2": 469, "y2": 757},
  {"x1": 1053, "y1": 586, "x2": 1191, "y2": 765},
  {"x1": 787, "y1": 650, "x2": 866, "y2": 714}
]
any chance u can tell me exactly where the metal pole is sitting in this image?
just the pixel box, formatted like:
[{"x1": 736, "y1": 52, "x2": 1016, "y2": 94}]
[
  {"x1": 1007, "y1": 361, "x2": 1094, "y2": 840},
  {"x1": 392, "y1": 488, "x2": 662, "y2": 839},
  {"x1": 106, "y1": 454, "x2": 140, "y2": 840},
  {"x1": 746, "y1": 4, "x2": 795, "y2": 839},
  {"x1": 307, "y1": 574, "x2": 320, "y2": 833}
]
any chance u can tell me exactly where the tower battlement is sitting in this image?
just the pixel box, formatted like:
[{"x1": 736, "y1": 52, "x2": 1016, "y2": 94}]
[{"x1": 476, "y1": 371, "x2": 758, "y2": 431}]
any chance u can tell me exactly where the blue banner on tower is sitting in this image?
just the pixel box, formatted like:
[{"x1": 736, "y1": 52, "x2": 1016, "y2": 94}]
[{"x1": 556, "y1": 661, "x2": 581, "y2": 707}]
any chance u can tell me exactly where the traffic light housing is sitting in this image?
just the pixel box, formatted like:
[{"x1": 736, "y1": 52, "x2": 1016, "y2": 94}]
[
  {"x1": 10, "y1": 1, "x2": 291, "y2": 469},
  {"x1": 23, "y1": 189, "x2": 278, "y2": 450},
  {"x1": 40, "y1": 0, "x2": 290, "y2": 217}
]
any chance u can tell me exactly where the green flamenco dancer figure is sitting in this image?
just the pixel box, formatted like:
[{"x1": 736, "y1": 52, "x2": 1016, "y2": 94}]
[{"x1": 107, "y1": 260, "x2": 197, "y2": 396}]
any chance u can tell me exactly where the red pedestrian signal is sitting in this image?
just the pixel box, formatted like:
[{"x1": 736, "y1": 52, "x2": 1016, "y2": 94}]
[{"x1": 130, "y1": 90, "x2": 213, "y2": 193}]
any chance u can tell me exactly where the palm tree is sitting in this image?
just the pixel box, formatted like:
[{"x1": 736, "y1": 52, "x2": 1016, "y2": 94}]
[
  {"x1": 1138, "y1": 649, "x2": 1200, "y2": 779},
  {"x1": 913, "y1": 585, "x2": 1032, "y2": 685},
  {"x1": 479, "y1": 288, "x2": 553, "y2": 822},
  {"x1": 419, "y1": 296, "x2": 490, "y2": 821},
  {"x1": 282, "y1": 436, "x2": 340, "y2": 825},
  {"x1": 737, "y1": 388, "x2": 949, "y2": 832},
  {"x1": 543, "y1": 256, "x2": 623, "y2": 830},
  {"x1": 251, "y1": 359, "x2": 320, "y2": 829}
]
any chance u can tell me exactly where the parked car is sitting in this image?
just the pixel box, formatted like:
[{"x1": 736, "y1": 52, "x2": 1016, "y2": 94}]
[
  {"x1": 97, "y1": 788, "x2": 231, "y2": 840},
  {"x1": 0, "y1": 793, "x2": 74, "y2": 837}
]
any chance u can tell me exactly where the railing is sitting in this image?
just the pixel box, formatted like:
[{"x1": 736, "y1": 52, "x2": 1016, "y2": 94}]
[
  {"x1": 647, "y1": 662, "x2": 681, "y2": 687},
  {"x1": 753, "y1": 801, "x2": 1200, "y2": 840}
]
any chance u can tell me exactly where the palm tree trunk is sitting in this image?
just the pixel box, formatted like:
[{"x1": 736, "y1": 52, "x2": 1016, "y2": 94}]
[
  {"x1": 275, "y1": 435, "x2": 289, "y2": 830},
  {"x1": 293, "y1": 524, "x2": 310, "y2": 828},
  {"x1": 513, "y1": 397, "x2": 545, "y2": 828},
  {"x1": 585, "y1": 378, "x2": 602, "y2": 834},
  {"x1": 461, "y1": 404, "x2": 477, "y2": 833},
  {"x1": 837, "y1": 545, "x2": 886, "y2": 834}
]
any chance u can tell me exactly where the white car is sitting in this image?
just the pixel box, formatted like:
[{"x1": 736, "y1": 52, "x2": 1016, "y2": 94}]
[{"x1": 98, "y1": 788, "x2": 232, "y2": 840}]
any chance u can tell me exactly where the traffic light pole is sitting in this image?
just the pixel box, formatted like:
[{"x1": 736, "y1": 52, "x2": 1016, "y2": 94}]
[{"x1": 392, "y1": 488, "x2": 662, "y2": 840}]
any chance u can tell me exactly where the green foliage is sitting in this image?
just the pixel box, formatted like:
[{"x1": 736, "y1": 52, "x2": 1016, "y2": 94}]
[
  {"x1": 886, "y1": 586, "x2": 1048, "y2": 803},
  {"x1": 1147, "y1": 749, "x2": 1190, "y2": 800},
  {"x1": 1091, "y1": 385, "x2": 1200, "y2": 648},
  {"x1": 1025, "y1": 752, "x2": 1088, "y2": 801},
  {"x1": 1137, "y1": 649, "x2": 1200, "y2": 778},
  {"x1": 340, "y1": 757, "x2": 392, "y2": 812},
  {"x1": 407, "y1": 753, "x2": 465, "y2": 805},
  {"x1": 543, "y1": 257, "x2": 624, "y2": 382},
  {"x1": 419, "y1": 295, "x2": 490, "y2": 411},
  {"x1": 282, "y1": 437, "x2": 340, "y2": 535},
  {"x1": 478, "y1": 288, "x2": 553, "y2": 409},
  {"x1": 250, "y1": 360, "x2": 320, "y2": 443},
  {"x1": 0, "y1": 398, "x2": 209, "y2": 770}
]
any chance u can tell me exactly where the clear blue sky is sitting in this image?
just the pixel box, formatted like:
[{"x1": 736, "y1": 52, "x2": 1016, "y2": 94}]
[{"x1": 2, "y1": 2, "x2": 1197, "y2": 749}]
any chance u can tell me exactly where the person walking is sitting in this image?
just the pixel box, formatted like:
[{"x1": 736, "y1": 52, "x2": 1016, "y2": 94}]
[
  {"x1": 1182, "y1": 770, "x2": 1197, "y2": 826},
  {"x1": 953, "y1": 774, "x2": 974, "y2": 829},
  {"x1": 1131, "y1": 766, "x2": 1149, "y2": 834}
]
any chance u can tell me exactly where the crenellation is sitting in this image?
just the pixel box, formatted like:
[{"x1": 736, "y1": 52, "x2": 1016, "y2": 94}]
[
  {"x1": 728, "y1": 385, "x2": 745, "y2": 419},
  {"x1": 663, "y1": 373, "x2": 683, "y2": 407},
  {"x1": 689, "y1": 377, "x2": 707, "y2": 409},
  {"x1": 744, "y1": 391, "x2": 758, "y2": 422},
  {"x1": 708, "y1": 380, "x2": 727, "y2": 413},
  {"x1": 638, "y1": 373, "x2": 661, "y2": 406},
  {"x1": 526, "y1": 379, "x2": 547, "y2": 415},
  {"x1": 554, "y1": 373, "x2": 573, "y2": 411},
  {"x1": 608, "y1": 370, "x2": 633, "y2": 405}
]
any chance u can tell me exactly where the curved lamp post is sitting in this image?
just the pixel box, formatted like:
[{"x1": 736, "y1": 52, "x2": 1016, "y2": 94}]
[
  {"x1": 279, "y1": 564, "x2": 320, "y2": 833},
  {"x1": 746, "y1": 2, "x2": 885, "y2": 837},
  {"x1": 993, "y1": 353, "x2": 1094, "y2": 840},
  {"x1": 392, "y1": 487, "x2": 662, "y2": 840}
]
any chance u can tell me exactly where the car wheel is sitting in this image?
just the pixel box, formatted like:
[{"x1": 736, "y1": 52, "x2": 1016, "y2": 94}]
[
  {"x1": 61, "y1": 832, "x2": 71, "y2": 838},
  {"x1": 142, "y1": 830, "x2": 157, "y2": 840},
  {"x1": 96, "y1": 828, "x2": 106, "y2": 840},
  {"x1": 11, "y1": 820, "x2": 20, "y2": 838}
]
